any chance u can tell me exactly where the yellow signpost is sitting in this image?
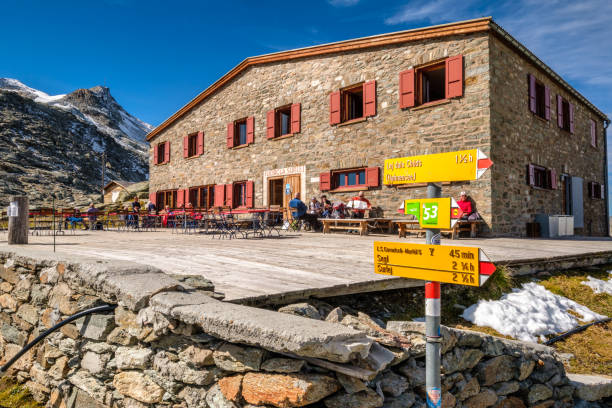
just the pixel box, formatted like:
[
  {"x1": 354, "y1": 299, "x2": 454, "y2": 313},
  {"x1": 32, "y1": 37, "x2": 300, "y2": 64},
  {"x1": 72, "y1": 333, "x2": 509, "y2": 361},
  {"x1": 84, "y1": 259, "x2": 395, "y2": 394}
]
[
  {"x1": 383, "y1": 148, "x2": 492, "y2": 185},
  {"x1": 373, "y1": 241, "x2": 495, "y2": 287},
  {"x1": 401, "y1": 198, "x2": 461, "y2": 229}
]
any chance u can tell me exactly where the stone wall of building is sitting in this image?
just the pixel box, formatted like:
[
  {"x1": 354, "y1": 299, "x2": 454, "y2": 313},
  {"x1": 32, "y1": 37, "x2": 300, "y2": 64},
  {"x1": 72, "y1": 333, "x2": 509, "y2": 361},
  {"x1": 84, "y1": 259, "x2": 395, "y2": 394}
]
[
  {"x1": 0, "y1": 249, "x2": 609, "y2": 407},
  {"x1": 149, "y1": 32, "x2": 493, "y2": 229},
  {"x1": 489, "y1": 35, "x2": 608, "y2": 236}
]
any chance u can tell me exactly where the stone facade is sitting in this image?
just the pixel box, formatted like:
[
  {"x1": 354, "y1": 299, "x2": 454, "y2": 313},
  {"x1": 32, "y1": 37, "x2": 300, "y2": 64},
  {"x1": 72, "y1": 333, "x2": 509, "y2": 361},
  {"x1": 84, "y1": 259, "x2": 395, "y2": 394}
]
[
  {"x1": 148, "y1": 21, "x2": 607, "y2": 236},
  {"x1": 1, "y1": 250, "x2": 610, "y2": 407}
]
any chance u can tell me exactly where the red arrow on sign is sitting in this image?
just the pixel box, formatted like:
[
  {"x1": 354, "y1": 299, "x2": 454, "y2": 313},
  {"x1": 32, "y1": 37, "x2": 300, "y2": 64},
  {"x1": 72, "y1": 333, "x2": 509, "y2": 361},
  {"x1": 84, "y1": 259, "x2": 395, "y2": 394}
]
[{"x1": 477, "y1": 158, "x2": 493, "y2": 170}]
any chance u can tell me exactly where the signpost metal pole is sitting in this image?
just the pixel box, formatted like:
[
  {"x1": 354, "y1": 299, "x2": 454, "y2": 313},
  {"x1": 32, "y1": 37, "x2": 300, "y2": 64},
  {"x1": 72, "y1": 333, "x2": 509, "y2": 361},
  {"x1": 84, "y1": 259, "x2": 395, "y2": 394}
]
[{"x1": 425, "y1": 182, "x2": 441, "y2": 407}]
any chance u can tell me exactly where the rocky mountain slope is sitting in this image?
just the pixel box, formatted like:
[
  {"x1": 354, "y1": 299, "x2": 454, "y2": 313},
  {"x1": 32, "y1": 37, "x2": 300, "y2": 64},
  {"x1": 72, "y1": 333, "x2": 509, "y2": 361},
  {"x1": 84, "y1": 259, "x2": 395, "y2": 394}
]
[{"x1": 0, "y1": 78, "x2": 152, "y2": 207}]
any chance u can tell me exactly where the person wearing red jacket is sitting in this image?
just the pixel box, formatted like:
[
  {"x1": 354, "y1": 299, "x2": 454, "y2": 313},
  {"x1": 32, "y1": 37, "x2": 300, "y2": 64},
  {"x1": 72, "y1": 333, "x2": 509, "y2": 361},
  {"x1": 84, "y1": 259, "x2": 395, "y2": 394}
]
[{"x1": 458, "y1": 191, "x2": 479, "y2": 220}]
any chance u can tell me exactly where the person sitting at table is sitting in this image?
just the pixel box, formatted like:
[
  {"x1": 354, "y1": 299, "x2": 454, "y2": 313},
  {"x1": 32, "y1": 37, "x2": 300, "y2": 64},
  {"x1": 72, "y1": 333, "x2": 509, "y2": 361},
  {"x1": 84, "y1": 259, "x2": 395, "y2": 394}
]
[
  {"x1": 457, "y1": 191, "x2": 479, "y2": 220},
  {"x1": 289, "y1": 193, "x2": 319, "y2": 231},
  {"x1": 320, "y1": 195, "x2": 332, "y2": 218},
  {"x1": 348, "y1": 191, "x2": 371, "y2": 219},
  {"x1": 160, "y1": 205, "x2": 172, "y2": 227},
  {"x1": 146, "y1": 200, "x2": 156, "y2": 214},
  {"x1": 308, "y1": 197, "x2": 322, "y2": 216},
  {"x1": 86, "y1": 203, "x2": 98, "y2": 230},
  {"x1": 65, "y1": 208, "x2": 86, "y2": 229}
]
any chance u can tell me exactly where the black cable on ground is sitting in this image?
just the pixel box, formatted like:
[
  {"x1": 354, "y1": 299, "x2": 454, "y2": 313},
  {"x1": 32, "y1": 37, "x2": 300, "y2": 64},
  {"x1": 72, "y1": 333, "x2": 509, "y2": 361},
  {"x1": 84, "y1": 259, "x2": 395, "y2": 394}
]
[
  {"x1": 544, "y1": 317, "x2": 611, "y2": 346},
  {"x1": 0, "y1": 304, "x2": 117, "y2": 376}
]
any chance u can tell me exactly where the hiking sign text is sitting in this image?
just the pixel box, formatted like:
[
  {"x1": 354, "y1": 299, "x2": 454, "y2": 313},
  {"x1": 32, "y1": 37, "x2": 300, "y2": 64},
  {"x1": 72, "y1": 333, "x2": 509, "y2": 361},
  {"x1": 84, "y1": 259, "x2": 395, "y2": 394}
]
[
  {"x1": 383, "y1": 149, "x2": 493, "y2": 185},
  {"x1": 373, "y1": 242, "x2": 496, "y2": 287},
  {"x1": 402, "y1": 197, "x2": 461, "y2": 229}
]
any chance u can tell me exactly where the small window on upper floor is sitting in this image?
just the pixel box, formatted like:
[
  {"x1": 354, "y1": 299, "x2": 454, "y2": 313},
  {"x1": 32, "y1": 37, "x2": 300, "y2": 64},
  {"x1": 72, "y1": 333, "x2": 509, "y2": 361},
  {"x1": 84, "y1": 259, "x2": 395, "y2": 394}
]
[
  {"x1": 329, "y1": 81, "x2": 376, "y2": 125},
  {"x1": 154, "y1": 141, "x2": 170, "y2": 165},
  {"x1": 419, "y1": 63, "x2": 445, "y2": 104},
  {"x1": 556, "y1": 95, "x2": 574, "y2": 133},
  {"x1": 527, "y1": 164, "x2": 557, "y2": 190},
  {"x1": 235, "y1": 119, "x2": 247, "y2": 146},
  {"x1": 227, "y1": 117, "x2": 254, "y2": 148},
  {"x1": 342, "y1": 84, "x2": 364, "y2": 122},
  {"x1": 590, "y1": 120, "x2": 597, "y2": 147},
  {"x1": 267, "y1": 103, "x2": 301, "y2": 139},
  {"x1": 183, "y1": 132, "x2": 204, "y2": 158},
  {"x1": 528, "y1": 74, "x2": 550, "y2": 121}
]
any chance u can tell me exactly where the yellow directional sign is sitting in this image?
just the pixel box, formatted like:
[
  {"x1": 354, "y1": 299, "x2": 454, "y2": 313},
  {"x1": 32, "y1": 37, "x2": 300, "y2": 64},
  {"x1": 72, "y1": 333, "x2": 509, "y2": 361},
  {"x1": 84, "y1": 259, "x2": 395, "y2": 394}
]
[
  {"x1": 401, "y1": 198, "x2": 461, "y2": 229},
  {"x1": 383, "y1": 149, "x2": 493, "y2": 185},
  {"x1": 374, "y1": 242, "x2": 496, "y2": 287}
]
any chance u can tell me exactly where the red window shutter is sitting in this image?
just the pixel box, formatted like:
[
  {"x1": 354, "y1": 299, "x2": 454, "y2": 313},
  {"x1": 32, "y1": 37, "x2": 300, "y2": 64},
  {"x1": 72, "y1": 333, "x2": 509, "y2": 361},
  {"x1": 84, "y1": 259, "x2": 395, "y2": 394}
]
[
  {"x1": 320, "y1": 172, "x2": 331, "y2": 191},
  {"x1": 569, "y1": 103, "x2": 575, "y2": 134},
  {"x1": 291, "y1": 103, "x2": 301, "y2": 133},
  {"x1": 153, "y1": 145, "x2": 159, "y2": 164},
  {"x1": 177, "y1": 189, "x2": 185, "y2": 208},
  {"x1": 557, "y1": 95, "x2": 563, "y2": 128},
  {"x1": 197, "y1": 131, "x2": 204, "y2": 155},
  {"x1": 365, "y1": 167, "x2": 380, "y2": 187},
  {"x1": 214, "y1": 185, "x2": 225, "y2": 207},
  {"x1": 164, "y1": 141, "x2": 170, "y2": 163},
  {"x1": 329, "y1": 91, "x2": 341, "y2": 125},
  {"x1": 183, "y1": 136, "x2": 189, "y2": 158},
  {"x1": 399, "y1": 69, "x2": 415, "y2": 109},
  {"x1": 527, "y1": 164, "x2": 535, "y2": 186},
  {"x1": 227, "y1": 123, "x2": 234, "y2": 148},
  {"x1": 266, "y1": 110, "x2": 275, "y2": 139},
  {"x1": 529, "y1": 74, "x2": 536, "y2": 113},
  {"x1": 363, "y1": 80, "x2": 376, "y2": 117},
  {"x1": 246, "y1": 181, "x2": 254, "y2": 208},
  {"x1": 445, "y1": 55, "x2": 463, "y2": 98},
  {"x1": 149, "y1": 192, "x2": 156, "y2": 206},
  {"x1": 246, "y1": 116, "x2": 254, "y2": 144},
  {"x1": 550, "y1": 169, "x2": 557, "y2": 190},
  {"x1": 591, "y1": 120, "x2": 597, "y2": 147},
  {"x1": 225, "y1": 184, "x2": 233, "y2": 208},
  {"x1": 544, "y1": 86, "x2": 550, "y2": 121}
]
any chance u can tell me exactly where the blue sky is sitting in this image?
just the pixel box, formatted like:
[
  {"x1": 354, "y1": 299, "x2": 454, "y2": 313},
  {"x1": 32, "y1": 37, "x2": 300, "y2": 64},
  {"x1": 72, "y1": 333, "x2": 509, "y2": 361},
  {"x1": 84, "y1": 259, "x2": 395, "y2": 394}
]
[{"x1": 2, "y1": 0, "x2": 611, "y2": 198}]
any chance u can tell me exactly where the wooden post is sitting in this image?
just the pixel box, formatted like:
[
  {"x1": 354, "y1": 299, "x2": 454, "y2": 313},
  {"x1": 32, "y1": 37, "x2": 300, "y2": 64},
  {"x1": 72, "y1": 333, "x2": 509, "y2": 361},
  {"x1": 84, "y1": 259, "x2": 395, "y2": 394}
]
[{"x1": 8, "y1": 196, "x2": 28, "y2": 245}]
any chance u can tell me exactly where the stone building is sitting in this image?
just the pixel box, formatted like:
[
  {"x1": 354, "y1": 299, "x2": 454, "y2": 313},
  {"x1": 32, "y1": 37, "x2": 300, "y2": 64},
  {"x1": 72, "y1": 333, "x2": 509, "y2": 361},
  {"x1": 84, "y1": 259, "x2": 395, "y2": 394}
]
[{"x1": 146, "y1": 17, "x2": 609, "y2": 236}]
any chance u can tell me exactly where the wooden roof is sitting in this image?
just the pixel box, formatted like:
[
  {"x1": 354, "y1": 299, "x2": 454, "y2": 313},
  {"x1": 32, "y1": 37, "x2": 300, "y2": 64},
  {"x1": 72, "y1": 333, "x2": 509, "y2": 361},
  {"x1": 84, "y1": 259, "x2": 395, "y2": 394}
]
[{"x1": 146, "y1": 17, "x2": 608, "y2": 141}]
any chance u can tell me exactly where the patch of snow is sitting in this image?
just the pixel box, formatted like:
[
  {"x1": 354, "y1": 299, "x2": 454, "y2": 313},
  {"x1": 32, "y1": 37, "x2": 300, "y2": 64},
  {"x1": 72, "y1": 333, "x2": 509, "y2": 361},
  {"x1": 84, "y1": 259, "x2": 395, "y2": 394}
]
[
  {"x1": 461, "y1": 282, "x2": 606, "y2": 343},
  {"x1": 581, "y1": 272, "x2": 612, "y2": 295},
  {"x1": 0, "y1": 78, "x2": 66, "y2": 103}
]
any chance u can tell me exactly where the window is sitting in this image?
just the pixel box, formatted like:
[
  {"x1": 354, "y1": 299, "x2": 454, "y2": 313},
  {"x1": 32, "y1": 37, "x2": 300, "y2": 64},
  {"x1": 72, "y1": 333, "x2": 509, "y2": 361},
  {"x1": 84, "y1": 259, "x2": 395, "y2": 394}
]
[
  {"x1": 329, "y1": 81, "x2": 376, "y2": 125},
  {"x1": 188, "y1": 185, "x2": 215, "y2": 209},
  {"x1": 556, "y1": 95, "x2": 574, "y2": 133},
  {"x1": 156, "y1": 190, "x2": 177, "y2": 208},
  {"x1": 320, "y1": 167, "x2": 380, "y2": 191},
  {"x1": 227, "y1": 117, "x2": 254, "y2": 148},
  {"x1": 233, "y1": 182, "x2": 247, "y2": 208},
  {"x1": 527, "y1": 164, "x2": 557, "y2": 190},
  {"x1": 588, "y1": 182, "x2": 604, "y2": 199},
  {"x1": 184, "y1": 132, "x2": 203, "y2": 158},
  {"x1": 154, "y1": 141, "x2": 170, "y2": 165},
  {"x1": 590, "y1": 120, "x2": 597, "y2": 147},
  {"x1": 267, "y1": 103, "x2": 301, "y2": 138},
  {"x1": 399, "y1": 55, "x2": 463, "y2": 109},
  {"x1": 334, "y1": 169, "x2": 366, "y2": 189},
  {"x1": 528, "y1": 74, "x2": 550, "y2": 120}
]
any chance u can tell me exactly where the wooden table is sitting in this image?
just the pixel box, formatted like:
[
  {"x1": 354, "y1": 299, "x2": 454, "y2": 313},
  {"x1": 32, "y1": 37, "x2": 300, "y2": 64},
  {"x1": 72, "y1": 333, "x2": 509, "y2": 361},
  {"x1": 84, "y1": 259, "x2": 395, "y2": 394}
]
[
  {"x1": 366, "y1": 218, "x2": 395, "y2": 234},
  {"x1": 393, "y1": 219, "x2": 424, "y2": 238},
  {"x1": 320, "y1": 218, "x2": 369, "y2": 236}
]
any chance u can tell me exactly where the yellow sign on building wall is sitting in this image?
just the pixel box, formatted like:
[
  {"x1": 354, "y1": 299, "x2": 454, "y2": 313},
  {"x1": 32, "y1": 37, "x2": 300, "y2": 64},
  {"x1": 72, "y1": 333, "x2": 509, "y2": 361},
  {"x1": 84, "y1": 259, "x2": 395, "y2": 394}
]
[{"x1": 383, "y1": 149, "x2": 492, "y2": 185}]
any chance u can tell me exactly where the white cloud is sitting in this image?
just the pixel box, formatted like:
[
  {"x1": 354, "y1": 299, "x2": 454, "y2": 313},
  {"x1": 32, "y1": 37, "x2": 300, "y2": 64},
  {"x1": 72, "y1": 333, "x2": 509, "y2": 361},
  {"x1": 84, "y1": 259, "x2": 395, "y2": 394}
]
[
  {"x1": 384, "y1": 0, "x2": 483, "y2": 25},
  {"x1": 328, "y1": 0, "x2": 360, "y2": 7}
]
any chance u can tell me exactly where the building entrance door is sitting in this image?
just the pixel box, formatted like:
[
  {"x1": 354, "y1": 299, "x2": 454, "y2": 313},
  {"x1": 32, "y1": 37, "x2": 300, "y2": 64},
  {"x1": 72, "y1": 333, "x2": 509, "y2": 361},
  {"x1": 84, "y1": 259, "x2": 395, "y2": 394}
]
[
  {"x1": 269, "y1": 178, "x2": 284, "y2": 207},
  {"x1": 283, "y1": 175, "x2": 301, "y2": 209}
]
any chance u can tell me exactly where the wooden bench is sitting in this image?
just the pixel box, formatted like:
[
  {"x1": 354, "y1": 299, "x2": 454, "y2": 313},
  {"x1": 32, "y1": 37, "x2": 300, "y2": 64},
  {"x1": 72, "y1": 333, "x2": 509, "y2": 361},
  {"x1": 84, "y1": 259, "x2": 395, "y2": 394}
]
[
  {"x1": 320, "y1": 218, "x2": 369, "y2": 236},
  {"x1": 366, "y1": 218, "x2": 395, "y2": 234},
  {"x1": 442, "y1": 219, "x2": 484, "y2": 239},
  {"x1": 393, "y1": 220, "x2": 424, "y2": 238}
]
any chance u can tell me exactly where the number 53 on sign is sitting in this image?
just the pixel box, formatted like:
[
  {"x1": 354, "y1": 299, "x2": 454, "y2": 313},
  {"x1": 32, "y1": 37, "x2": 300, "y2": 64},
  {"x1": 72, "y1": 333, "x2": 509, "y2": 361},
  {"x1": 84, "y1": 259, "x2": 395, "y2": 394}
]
[{"x1": 400, "y1": 198, "x2": 461, "y2": 229}]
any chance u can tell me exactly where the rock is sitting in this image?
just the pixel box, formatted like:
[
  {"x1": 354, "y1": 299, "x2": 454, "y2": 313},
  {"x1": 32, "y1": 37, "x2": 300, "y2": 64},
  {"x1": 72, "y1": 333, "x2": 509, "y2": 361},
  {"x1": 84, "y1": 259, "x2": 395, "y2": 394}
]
[
  {"x1": 154, "y1": 352, "x2": 218, "y2": 385},
  {"x1": 278, "y1": 303, "x2": 322, "y2": 320},
  {"x1": 178, "y1": 344, "x2": 215, "y2": 367},
  {"x1": 115, "y1": 347, "x2": 153, "y2": 370},
  {"x1": 0, "y1": 294, "x2": 17, "y2": 312},
  {"x1": 60, "y1": 324, "x2": 80, "y2": 340},
  {"x1": 336, "y1": 372, "x2": 368, "y2": 394},
  {"x1": 529, "y1": 358, "x2": 558, "y2": 383},
  {"x1": 76, "y1": 314, "x2": 115, "y2": 340},
  {"x1": 113, "y1": 371, "x2": 165, "y2": 404},
  {"x1": 0, "y1": 265, "x2": 19, "y2": 284},
  {"x1": 517, "y1": 358, "x2": 535, "y2": 381},
  {"x1": 242, "y1": 372, "x2": 339, "y2": 407},
  {"x1": 41, "y1": 308, "x2": 60, "y2": 329},
  {"x1": 527, "y1": 384, "x2": 553, "y2": 405},
  {"x1": 25, "y1": 380, "x2": 50, "y2": 402},
  {"x1": 219, "y1": 374, "x2": 243, "y2": 401},
  {"x1": 456, "y1": 331, "x2": 484, "y2": 348},
  {"x1": 493, "y1": 381, "x2": 519, "y2": 396},
  {"x1": 106, "y1": 327, "x2": 137, "y2": 345},
  {"x1": 1, "y1": 323, "x2": 26, "y2": 345},
  {"x1": 261, "y1": 358, "x2": 305, "y2": 373},
  {"x1": 397, "y1": 361, "x2": 425, "y2": 387},
  {"x1": 213, "y1": 344, "x2": 264, "y2": 372},
  {"x1": 478, "y1": 355, "x2": 516, "y2": 386},
  {"x1": 387, "y1": 347, "x2": 411, "y2": 366},
  {"x1": 464, "y1": 388, "x2": 497, "y2": 408},
  {"x1": 554, "y1": 385, "x2": 574, "y2": 400},
  {"x1": 69, "y1": 370, "x2": 107, "y2": 404},
  {"x1": 13, "y1": 278, "x2": 32, "y2": 301},
  {"x1": 169, "y1": 274, "x2": 215, "y2": 291},
  {"x1": 324, "y1": 388, "x2": 383, "y2": 408},
  {"x1": 493, "y1": 397, "x2": 526, "y2": 408},
  {"x1": 568, "y1": 373, "x2": 612, "y2": 401},
  {"x1": 442, "y1": 348, "x2": 484, "y2": 374},
  {"x1": 16, "y1": 304, "x2": 38, "y2": 326},
  {"x1": 442, "y1": 392, "x2": 456, "y2": 407},
  {"x1": 380, "y1": 371, "x2": 409, "y2": 397},
  {"x1": 530, "y1": 401, "x2": 554, "y2": 408},
  {"x1": 382, "y1": 392, "x2": 415, "y2": 408},
  {"x1": 457, "y1": 377, "x2": 480, "y2": 401},
  {"x1": 325, "y1": 307, "x2": 345, "y2": 323},
  {"x1": 178, "y1": 385, "x2": 209, "y2": 408},
  {"x1": 115, "y1": 307, "x2": 141, "y2": 334},
  {"x1": 81, "y1": 351, "x2": 110, "y2": 375},
  {"x1": 0, "y1": 282, "x2": 12, "y2": 292},
  {"x1": 83, "y1": 341, "x2": 116, "y2": 354},
  {"x1": 205, "y1": 383, "x2": 239, "y2": 408},
  {"x1": 30, "y1": 284, "x2": 50, "y2": 306}
]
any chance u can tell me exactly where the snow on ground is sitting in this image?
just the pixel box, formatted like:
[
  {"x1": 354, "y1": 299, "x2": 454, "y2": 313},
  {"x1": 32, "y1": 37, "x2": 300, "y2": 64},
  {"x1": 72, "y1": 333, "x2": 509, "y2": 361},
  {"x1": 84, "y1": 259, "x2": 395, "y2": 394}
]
[
  {"x1": 461, "y1": 282, "x2": 606, "y2": 343},
  {"x1": 581, "y1": 272, "x2": 612, "y2": 295}
]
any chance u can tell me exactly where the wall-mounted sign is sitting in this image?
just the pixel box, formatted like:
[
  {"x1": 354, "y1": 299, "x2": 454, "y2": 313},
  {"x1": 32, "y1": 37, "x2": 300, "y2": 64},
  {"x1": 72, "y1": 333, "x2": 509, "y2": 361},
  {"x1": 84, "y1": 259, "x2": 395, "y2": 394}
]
[
  {"x1": 373, "y1": 241, "x2": 496, "y2": 287},
  {"x1": 383, "y1": 149, "x2": 493, "y2": 185}
]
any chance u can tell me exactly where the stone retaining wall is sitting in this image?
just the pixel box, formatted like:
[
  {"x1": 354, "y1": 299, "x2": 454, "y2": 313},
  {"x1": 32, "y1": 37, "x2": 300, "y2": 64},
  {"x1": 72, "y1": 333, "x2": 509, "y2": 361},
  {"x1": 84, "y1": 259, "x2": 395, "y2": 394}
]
[{"x1": 0, "y1": 249, "x2": 608, "y2": 408}]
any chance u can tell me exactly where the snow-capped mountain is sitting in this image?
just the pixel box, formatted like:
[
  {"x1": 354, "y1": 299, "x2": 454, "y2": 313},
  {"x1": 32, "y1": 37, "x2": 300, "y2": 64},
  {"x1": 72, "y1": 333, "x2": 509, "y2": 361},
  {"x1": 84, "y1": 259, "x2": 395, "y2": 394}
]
[{"x1": 0, "y1": 78, "x2": 152, "y2": 206}]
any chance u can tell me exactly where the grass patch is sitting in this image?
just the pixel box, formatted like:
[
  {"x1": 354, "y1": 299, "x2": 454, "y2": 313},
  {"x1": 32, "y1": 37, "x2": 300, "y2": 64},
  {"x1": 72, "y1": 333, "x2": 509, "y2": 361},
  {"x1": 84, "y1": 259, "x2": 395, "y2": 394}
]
[{"x1": 0, "y1": 378, "x2": 41, "y2": 408}]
